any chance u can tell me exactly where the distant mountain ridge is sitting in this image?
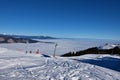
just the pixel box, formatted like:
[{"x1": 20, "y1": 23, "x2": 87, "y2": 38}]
[
  {"x1": 0, "y1": 34, "x2": 39, "y2": 43},
  {"x1": 0, "y1": 34, "x2": 57, "y2": 39}
]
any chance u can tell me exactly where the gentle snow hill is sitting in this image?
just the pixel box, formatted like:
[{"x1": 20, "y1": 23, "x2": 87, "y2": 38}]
[
  {"x1": 98, "y1": 44, "x2": 120, "y2": 50},
  {"x1": 0, "y1": 48, "x2": 120, "y2": 80}
]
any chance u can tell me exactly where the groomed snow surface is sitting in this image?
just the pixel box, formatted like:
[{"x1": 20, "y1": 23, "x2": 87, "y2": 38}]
[{"x1": 0, "y1": 47, "x2": 120, "y2": 80}]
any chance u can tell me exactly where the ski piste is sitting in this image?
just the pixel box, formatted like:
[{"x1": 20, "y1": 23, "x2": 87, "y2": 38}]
[{"x1": 0, "y1": 47, "x2": 120, "y2": 80}]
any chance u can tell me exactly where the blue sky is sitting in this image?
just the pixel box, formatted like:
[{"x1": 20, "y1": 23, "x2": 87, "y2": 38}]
[{"x1": 0, "y1": 0, "x2": 120, "y2": 39}]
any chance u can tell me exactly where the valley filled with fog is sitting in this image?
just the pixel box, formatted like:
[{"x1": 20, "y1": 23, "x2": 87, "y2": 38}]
[{"x1": 0, "y1": 39, "x2": 120, "y2": 56}]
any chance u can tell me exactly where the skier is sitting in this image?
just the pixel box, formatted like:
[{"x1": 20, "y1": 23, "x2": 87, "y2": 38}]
[
  {"x1": 29, "y1": 50, "x2": 32, "y2": 54},
  {"x1": 36, "y1": 49, "x2": 39, "y2": 54}
]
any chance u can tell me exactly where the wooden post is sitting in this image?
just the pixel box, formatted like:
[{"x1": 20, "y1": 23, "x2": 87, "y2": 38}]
[{"x1": 53, "y1": 43, "x2": 58, "y2": 58}]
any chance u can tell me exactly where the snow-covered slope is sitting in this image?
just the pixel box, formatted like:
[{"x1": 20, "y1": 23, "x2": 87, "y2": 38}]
[
  {"x1": 99, "y1": 44, "x2": 120, "y2": 50},
  {"x1": 0, "y1": 48, "x2": 120, "y2": 80}
]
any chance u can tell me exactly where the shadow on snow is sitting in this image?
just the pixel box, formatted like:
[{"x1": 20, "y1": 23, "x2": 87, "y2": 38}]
[{"x1": 75, "y1": 57, "x2": 120, "y2": 72}]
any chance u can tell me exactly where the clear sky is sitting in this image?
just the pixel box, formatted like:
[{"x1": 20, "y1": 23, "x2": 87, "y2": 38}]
[{"x1": 0, "y1": 0, "x2": 120, "y2": 39}]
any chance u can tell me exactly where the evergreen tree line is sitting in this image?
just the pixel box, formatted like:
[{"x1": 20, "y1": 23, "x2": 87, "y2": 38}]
[{"x1": 61, "y1": 47, "x2": 120, "y2": 57}]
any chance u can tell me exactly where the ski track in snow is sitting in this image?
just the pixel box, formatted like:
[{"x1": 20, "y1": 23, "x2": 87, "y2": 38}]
[
  {"x1": 0, "y1": 49, "x2": 120, "y2": 80},
  {"x1": 0, "y1": 39, "x2": 120, "y2": 80}
]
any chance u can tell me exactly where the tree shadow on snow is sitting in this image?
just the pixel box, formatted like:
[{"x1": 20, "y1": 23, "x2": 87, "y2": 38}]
[{"x1": 75, "y1": 57, "x2": 120, "y2": 72}]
